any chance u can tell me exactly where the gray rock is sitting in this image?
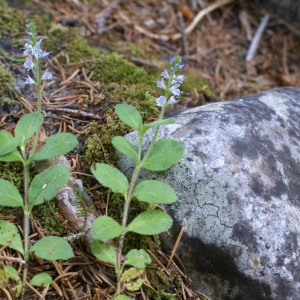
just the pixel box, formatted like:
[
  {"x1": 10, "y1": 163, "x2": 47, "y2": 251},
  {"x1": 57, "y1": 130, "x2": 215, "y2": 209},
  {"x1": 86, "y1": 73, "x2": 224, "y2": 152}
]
[{"x1": 118, "y1": 87, "x2": 300, "y2": 300}]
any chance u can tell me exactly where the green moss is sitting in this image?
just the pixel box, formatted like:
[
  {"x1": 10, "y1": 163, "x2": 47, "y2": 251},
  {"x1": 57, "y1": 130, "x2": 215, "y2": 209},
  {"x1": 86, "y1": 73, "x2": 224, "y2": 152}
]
[
  {"x1": 0, "y1": 2, "x2": 24, "y2": 37},
  {"x1": 32, "y1": 201, "x2": 65, "y2": 233},
  {"x1": 0, "y1": 66, "x2": 15, "y2": 97}
]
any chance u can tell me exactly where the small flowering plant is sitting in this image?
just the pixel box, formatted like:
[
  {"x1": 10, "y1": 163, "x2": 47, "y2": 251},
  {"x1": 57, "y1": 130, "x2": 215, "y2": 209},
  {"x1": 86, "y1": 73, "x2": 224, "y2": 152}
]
[
  {"x1": 0, "y1": 22, "x2": 77, "y2": 298},
  {"x1": 90, "y1": 56, "x2": 185, "y2": 299}
]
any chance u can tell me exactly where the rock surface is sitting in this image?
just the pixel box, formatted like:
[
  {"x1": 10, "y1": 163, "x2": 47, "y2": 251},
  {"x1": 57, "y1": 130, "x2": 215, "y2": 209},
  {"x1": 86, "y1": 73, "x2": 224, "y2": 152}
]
[{"x1": 118, "y1": 87, "x2": 300, "y2": 300}]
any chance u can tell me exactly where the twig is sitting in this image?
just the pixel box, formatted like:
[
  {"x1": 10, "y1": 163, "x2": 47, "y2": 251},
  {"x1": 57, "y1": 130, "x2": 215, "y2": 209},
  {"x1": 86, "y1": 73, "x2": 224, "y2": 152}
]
[
  {"x1": 167, "y1": 223, "x2": 184, "y2": 268},
  {"x1": 178, "y1": 12, "x2": 189, "y2": 57},
  {"x1": 43, "y1": 107, "x2": 101, "y2": 119},
  {"x1": 0, "y1": 255, "x2": 25, "y2": 263},
  {"x1": 172, "y1": 0, "x2": 234, "y2": 40},
  {"x1": 246, "y1": 14, "x2": 270, "y2": 61},
  {"x1": 25, "y1": 281, "x2": 45, "y2": 299}
]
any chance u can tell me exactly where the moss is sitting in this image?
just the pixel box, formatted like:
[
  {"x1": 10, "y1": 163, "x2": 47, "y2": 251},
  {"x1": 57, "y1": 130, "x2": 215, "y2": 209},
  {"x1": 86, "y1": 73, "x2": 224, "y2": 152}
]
[
  {"x1": 0, "y1": 66, "x2": 15, "y2": 97},
  {"x1": 0, "y1": 2, "x2": 24, "y2": 37},
  {"x1": 32, "y1": 201, "x2": 65, "y2": 232}
]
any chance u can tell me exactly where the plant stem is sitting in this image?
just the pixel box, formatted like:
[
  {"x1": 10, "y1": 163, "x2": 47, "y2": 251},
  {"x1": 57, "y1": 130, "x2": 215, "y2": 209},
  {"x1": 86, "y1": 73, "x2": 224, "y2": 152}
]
[
  {"x1": 30, "y1": 60, "x2": 41, "y2": 156},
  {"x1": 21, "y1": 161, "x2": 31, "y2": 299}
]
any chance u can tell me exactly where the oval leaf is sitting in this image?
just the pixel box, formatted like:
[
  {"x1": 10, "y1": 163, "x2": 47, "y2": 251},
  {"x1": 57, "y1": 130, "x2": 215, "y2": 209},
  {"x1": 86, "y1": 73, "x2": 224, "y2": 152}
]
[
  {"x1": 29, "y1": 236, "x2": 74, "y2": 260},
  {"x1": 121, "y1": 268, "x2": 145, "y2": 291},
  {"x1": 28, "y1": 165, "x2": 70, "y2": 209},
  {"x1": 133, "y1": 180, "x2": 177, "y2": 204},
  {"x1": 0, "y1": 131, "x2": 19, "y2": 156},
  {"x1": 91, "y1": 216, "x2": 124, "y2": 240},
  {"x1": 31, "y1": 133, "x2": 78, "y2": 161},
  {"x1": 91, "y1": 241, "x2": 116, "y2": 266},
  {"x1": 30, "y1": 272, "x2": 52, "y2": 287},
  {"x1": 6, "y1": 265, "x2": 21, "y2": 282},
  {"x1": 15, "y1": 112, "x2": 43, "y2": 144},
  {"x1": 141, "y1": 118, "x2": 175, "y2": 135},
  {"x1": 142, "y1": 139, "x2": 184, "y2": 171},
  {"x1": 127, "y1": 210, "x2": 172, "y2": 235},
  {"x1": 116, "y1": 104, "x2": 142, "y2": 130},
  {"x1": 112, "y1": 136, "x2": 138, "y2": 163},
  {"x1": 0, "y1": 150, "x2": 23, "y2": 162},
  {"x1": 91, "y1": 163, "x2": 128, "y2": 195},
  {"x1": 0, "y1": 220, "x2": 24, "y2": 254},
  {"x1": 0, "y1": 179, "x2": 23, "y2": 207},
  {"x1": 125, "y1": 249, "x2": 151, "y2": 268}
]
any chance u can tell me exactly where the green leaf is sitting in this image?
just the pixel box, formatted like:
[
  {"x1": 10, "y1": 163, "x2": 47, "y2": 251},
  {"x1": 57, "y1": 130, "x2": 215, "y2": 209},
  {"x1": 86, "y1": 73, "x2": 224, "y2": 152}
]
[
  {"x1": 30, "y1": 273, "x2": 52, "y2": 287},
  {"x1": 31, "y1": 133, "x2": 78, "y2": 161},
  {"x1": 0, "y1": 220, "x2": 24, "y2": 254},
  {"x1": 121, "y1": 268, "x2": 145, "y2": 291},
  {"x1": 112, "y1": 136, "x2": 138, "y2": 164},
  {"x1": 142, "y1": 139, "x2": 184, "y2": 171},
  {"x1": 115, "y1": 296, "x2": 132, "y2": 300},
  {"x1": 140, "y1": 118, "x2": 175, "y2": 135},
  {"x1": 116, "y1": 104, "x2": 142, "y2": 130},
  {"x1": 6, "y1": 266, "x2": 21, "y2": 282},
  {"x1": 91, "y1": 163, "x2": 128, "y2": 195},
  {"x1": 0, "y1": 262, "x2": 8, "y2": 286},
  {"x1": 91, "y1": 241, "x2": 116, "y2": 267},
  {"x1": 0, "y1": 179, "x2": 23, "y2": 208},
  {"x1": 0, "y1": 150, "x2": 23, "y2": 162},
  {"x1": 91, "y1": 216, "x2": 124, "y2": 240},
  {"x1": 133, "y1": 180, "x2": 177, "y2": 204},
  {"x1": 0, "y1": 131, "x2": 19, "y2": 156},
  {"x1": 15, "y1": 112, "x2": 43, "y2": 144},
  {"x1": 28, "y1": 165, "x2": 70, "y2": 209},
  {"x1": 29, "y1": 236, "x2": 74, "y2": 260},
  {"x1": 125, "y1": 249, "x2": 151, "y2": 268},
  {"x1": 127, "y1": 210, "x2": 172, "y2": 235}
]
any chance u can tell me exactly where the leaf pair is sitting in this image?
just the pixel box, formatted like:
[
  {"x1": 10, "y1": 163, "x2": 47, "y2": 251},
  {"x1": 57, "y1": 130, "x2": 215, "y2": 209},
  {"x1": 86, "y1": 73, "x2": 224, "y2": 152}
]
[
  {"x1": 0, "y1": 165, "x2": 70, "y2": 210},
  {"x1": 0, "y1": 112, "x2": 78, "y2": 162},
  {"x1": 114, "y1": 104, "x2": 184, "y2": 170},
  {"x1": 91, "y1": 163, "x2": 177, "y2": 204}
]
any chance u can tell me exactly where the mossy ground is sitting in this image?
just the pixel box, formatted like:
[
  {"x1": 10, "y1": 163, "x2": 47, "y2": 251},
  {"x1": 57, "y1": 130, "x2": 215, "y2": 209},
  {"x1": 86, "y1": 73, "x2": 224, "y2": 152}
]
[{"x1": 0, "y1": 1, "x2": 214, "y2": 297}]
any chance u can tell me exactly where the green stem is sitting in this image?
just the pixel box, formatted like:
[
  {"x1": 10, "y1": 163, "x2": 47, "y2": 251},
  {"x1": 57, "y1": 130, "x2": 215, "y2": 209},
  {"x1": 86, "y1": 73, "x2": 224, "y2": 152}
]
[
  {"x1": 115, "y1": 166, "x2": 141, "y2": 296},
  {"x1": 21, "y1": 161, "x2": 31, "y2": 299},
  {"x1": 0, "y1": 47, "x2": 26, "y2": 62},
  {"x1": 30, "y1": 60, "x2": 41, "y2": 157}
]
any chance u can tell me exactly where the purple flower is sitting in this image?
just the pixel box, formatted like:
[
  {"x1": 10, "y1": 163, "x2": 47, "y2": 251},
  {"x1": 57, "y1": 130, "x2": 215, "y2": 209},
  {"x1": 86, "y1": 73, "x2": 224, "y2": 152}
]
[
  {"x1": 23, "y1": 43, "x2": 32, "y2": 56},
  {"x1": 156, "y1": 79, "x2": 165, "y2": 89},
  {"x1": 170, "y1": 58, "x2": 175, "y2": 64},
  {"x1": 156, "y1": 96, "x2": 167, "y2": 107},
  {"x1": 42, "y1": 70, "x2": 52, "y2": 80},
  {"x1": 37, "y1": 36, "x2": 42, "y2": 43},
  {"x1": 170, "y1": 84, "x2": 181, "y2": 96},
  {"x1": 176, "y1": 63, "x2": 184, "y2": 69},
  {"x1": 169, "y1": 96, "x2": 178, "y2": 105},
  {"x1": 40, "y1": 51, "x2": 51, "y2": 58},
  {"x1": 160, "y1": 70, "x2": 169, "y2": 79},
  {"x1": 23, "y1": 57, "x2": 34, "y2": 71},
  {"x1": 175, "y1": 75, "x2": 185, "y2": 83},
  {"x1": 24, "y1": 75, "x2": 35, "y2": 85},
  {"x1": 32, "y1": 44, "x2": 43, "y2": 59}
]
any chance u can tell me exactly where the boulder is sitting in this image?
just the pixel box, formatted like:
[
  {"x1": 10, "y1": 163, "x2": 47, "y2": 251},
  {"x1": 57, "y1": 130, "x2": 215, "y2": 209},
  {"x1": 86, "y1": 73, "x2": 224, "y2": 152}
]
[{"x1": 118, "y1": 87, "x2": 300, "y2": 300}]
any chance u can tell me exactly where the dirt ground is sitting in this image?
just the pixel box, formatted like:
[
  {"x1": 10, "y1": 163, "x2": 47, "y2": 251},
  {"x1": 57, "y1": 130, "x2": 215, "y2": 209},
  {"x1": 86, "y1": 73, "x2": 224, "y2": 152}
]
[{"x1": 1, "y1": 0, "x2": 300, "y2": 299}]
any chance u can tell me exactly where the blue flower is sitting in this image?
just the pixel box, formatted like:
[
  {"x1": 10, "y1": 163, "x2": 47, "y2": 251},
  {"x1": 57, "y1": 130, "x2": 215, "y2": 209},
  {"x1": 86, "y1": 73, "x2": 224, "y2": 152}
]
[
  {"x1": 169, "y1": 96, "x2": 178, "y2": 105},
  {"x1": 170, "y1": 84, "x2": 181, "y2": 96},
  {"x1": 32, "y1": 44, "x2": 43, "y2": 60},
  {"x1": 40, "y1": 51, "x2": 51, "y2": 58},
  {"x1": 175, "y1": 75, "x2": 185, "y2": 83},
  {"x1": 176, "y1": 63, "x2": 184, "y2": 69},
  {"x1": 170, "y1": 57, "x2": 175, "y2": 64},
  {"x1": 23, "y1": 57, "x2": 34, "y2": 71},
  {"x1": 23, "y1": 43, "x2": 32, "y2": 56},
  {"x1": 24, "y1": 75, "x2": 35, "y2": 85},
  {"x1": 42, "y1": 70, "x2": 52, "y2": 80},
  {"x1": 156, "y1": 96, "x2": 167, "y2": 107},
  {"x1": 161, "y1": 70, "x2": 169, "y2": 79},
  {"x1": 156, "y1": 79, "x2": 165, "y2": 89}
]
